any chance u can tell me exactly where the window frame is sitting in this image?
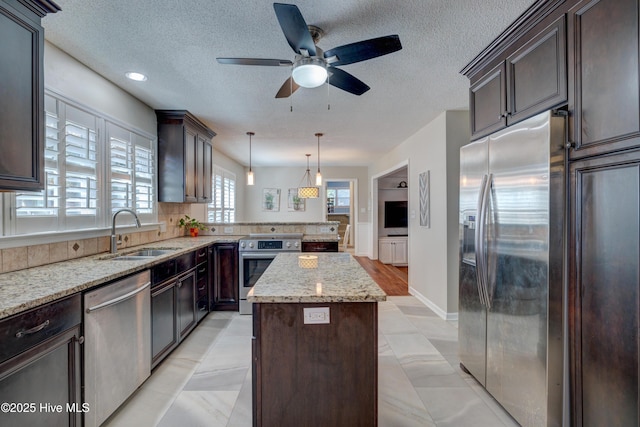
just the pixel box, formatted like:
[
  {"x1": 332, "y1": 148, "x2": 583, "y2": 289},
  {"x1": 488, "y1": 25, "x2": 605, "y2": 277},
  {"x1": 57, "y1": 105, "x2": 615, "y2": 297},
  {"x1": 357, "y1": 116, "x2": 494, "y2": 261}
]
[
  {"x1": 208, "y1": 165, "x2": 236, "y2": 223},
  {"x1": 2, "y1": 89, "x2": 157, "y2": 239}
]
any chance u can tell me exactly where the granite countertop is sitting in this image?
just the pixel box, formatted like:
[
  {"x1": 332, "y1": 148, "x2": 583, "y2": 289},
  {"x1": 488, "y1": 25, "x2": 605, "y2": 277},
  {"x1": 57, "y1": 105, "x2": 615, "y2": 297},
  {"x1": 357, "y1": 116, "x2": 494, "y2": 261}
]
[
  {"x1": 0, "y1": 236, "x2": 242, "y2": 320},
  {"x1": 247, "y1": 253, "x2": 386, "y2": 304}
]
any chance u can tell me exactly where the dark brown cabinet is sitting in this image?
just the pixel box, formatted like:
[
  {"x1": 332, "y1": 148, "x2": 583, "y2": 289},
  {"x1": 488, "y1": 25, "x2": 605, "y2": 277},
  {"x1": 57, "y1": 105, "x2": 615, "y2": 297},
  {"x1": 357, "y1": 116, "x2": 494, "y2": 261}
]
[
  {"x1": 0, "y1": 294, "x2": 81, "y2": 427},
  {"x1": 156, "y1": 110, "x2": 215, "y2": 203},
  {"x1": 253, "y1": 302, "x2": 378, "y2": 426},
  {"x1": 466, "y1": 6, "x2": 567, "y2": 139},
  {"x1": 151, "y1": 251, "x2": 198, "y2": 367},
  {"x1": 0, "y1": 0, "x2": 59, "y2": 191},
  {"x1": 210, "y1": 243, "x2": 238, "y2": 311},
  {"x1": 569, "y1": 150, "x2": 640, "y2": 427},
  {"x1": 567, "y1": 0, "x2": 640, "y2": 158},
  {"x1": 301, "y1": 241, "x2": 339, "y2": 252}
]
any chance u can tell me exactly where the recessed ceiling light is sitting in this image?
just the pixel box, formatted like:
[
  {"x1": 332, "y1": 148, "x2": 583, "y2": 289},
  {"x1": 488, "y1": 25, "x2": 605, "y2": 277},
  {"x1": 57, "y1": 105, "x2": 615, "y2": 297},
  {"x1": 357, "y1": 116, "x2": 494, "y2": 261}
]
[{"x1": 125, "y1": 71, "x2": 147, "y2": 82}]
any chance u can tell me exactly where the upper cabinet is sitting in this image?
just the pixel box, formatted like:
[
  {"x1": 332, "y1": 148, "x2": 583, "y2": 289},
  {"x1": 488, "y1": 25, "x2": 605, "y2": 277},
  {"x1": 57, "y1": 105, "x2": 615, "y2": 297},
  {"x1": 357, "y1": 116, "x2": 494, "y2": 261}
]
[
  {"x1": 156, "y1": 110, "x2": 216, "y2": 203},
  {"x1": 464, "y1": 1, "x2": 567, "y2": 140},
  {"x1": 0, "y1": 0, "x2": 60, "y2": 191},
  {"x1": 567, "y1": 0, "x2": 640, "y2": 159}
]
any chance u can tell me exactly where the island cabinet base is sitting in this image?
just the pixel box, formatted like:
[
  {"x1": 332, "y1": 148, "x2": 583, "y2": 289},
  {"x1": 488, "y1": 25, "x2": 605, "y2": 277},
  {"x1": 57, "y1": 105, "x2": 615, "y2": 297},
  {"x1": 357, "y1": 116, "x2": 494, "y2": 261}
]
[{"x1": 252, "y1": 302, "x2": 378, "y2": 427}]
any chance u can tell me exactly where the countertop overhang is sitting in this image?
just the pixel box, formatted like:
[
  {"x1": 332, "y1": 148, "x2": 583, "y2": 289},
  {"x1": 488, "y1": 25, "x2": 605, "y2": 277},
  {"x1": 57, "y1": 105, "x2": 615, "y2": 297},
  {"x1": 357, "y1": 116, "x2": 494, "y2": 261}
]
[{"x1": 247, "y1": 253, "x2": 386, "y2": 304}]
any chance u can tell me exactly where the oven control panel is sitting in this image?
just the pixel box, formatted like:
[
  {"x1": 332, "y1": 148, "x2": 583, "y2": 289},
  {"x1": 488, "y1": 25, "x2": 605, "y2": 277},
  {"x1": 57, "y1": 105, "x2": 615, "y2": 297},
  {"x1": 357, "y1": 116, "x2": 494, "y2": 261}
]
[{"x1": 239, "y1": 238, "x2": 301, "y2": 251}]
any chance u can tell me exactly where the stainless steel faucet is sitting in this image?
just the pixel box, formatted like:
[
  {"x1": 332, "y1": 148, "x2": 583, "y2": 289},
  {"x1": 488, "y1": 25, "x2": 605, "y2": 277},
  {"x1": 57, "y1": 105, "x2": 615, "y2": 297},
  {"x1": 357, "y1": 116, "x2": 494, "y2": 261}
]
[{"x1": 111, "y1": 208, "x2": 142, "y2": 253}]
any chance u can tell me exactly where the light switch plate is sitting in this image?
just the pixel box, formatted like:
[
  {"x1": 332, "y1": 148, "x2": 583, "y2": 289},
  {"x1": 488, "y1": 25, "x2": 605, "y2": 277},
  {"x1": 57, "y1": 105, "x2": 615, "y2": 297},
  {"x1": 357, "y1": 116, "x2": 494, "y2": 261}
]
[
  {"x1": 224, "y1": 226, "x2": 234, "y2": 234},
  {"x1": 303, "y1": 307, "x2": 330, "y2": 324},
  {"x1": 319, "y1": 227, "x2": 330, "y2": 233}
]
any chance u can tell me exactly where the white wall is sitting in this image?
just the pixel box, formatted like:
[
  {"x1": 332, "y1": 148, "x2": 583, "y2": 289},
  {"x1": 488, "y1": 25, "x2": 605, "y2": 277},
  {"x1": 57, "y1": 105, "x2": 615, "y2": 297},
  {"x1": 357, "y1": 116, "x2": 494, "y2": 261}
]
[
  {"x1": 369, "y1": 111, "x2": 469, "y2": 318},
  {"x1": 243, "y1": 166, "x2": 369, "y2": 223},
  {"x1": 44, "y1": 42, "x2": 156, "y2": 135}
]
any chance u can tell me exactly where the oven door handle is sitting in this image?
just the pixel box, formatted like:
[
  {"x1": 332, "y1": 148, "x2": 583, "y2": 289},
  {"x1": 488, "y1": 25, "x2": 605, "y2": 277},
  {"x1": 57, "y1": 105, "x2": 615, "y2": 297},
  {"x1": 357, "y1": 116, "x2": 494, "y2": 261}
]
[{"x1": 240, "y1": 253, "x2": 279, "y2": 260}]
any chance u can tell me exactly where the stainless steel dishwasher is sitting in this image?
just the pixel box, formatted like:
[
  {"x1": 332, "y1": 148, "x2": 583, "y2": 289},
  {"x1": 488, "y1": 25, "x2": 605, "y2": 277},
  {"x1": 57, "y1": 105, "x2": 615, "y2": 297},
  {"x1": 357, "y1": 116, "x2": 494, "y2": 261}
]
[{"x1": 83, "y1": 270, "x2": 151, "y2": 427}]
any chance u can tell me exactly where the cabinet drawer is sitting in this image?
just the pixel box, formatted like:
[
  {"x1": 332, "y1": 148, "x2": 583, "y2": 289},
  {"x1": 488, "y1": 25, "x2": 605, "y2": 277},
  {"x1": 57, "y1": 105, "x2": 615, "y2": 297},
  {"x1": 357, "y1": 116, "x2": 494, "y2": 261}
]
[
  {"x1": 0, "y1": 294, "x2": 81, "y2": 363},
  {"x1": 196, "y1": 247, "x2": 208, "y2": 264},
  {"x1": 176, "y1": 251, "x2": 195, "y2": 272},
  {"x1": 152, "y1": 258, "x2": 177, "y2": 285},
  {"x1": 302, "y1": 241, "x2": 339, "y2": 252}
]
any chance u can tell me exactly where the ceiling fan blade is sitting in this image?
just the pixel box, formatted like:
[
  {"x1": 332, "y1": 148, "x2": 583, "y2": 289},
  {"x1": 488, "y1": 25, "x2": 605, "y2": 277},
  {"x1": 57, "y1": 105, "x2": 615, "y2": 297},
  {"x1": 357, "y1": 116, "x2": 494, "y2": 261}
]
[
  {"x1": 273, "y1": 3, "x2": 316, "y2": 56},
  {"x1": 275, "y1": 76, "x2": 300, "y2": 98},
  {"x1": 327, "y1": 67, "x2": 370, "y2": 96},
  {"x1": 324, "y1": 35, "x2": 402, "y2": 66},
  {"x1": 216, "y1": 58, "x2": 293, "y2": 66}
]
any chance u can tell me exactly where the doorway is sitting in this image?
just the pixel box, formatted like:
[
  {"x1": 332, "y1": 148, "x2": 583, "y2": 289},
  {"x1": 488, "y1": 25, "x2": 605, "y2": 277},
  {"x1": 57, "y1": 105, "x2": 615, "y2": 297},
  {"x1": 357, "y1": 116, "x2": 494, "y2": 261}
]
[{"x1": 324, "y1": 179, "x2": 355, "y2": 252}]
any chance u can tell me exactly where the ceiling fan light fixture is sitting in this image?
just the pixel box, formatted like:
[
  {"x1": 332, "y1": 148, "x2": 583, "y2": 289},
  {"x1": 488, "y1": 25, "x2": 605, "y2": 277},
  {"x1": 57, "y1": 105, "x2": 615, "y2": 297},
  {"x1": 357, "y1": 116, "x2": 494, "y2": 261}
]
[{"x1": 292, "y1": 58, "x2": 327, "y2": 88}]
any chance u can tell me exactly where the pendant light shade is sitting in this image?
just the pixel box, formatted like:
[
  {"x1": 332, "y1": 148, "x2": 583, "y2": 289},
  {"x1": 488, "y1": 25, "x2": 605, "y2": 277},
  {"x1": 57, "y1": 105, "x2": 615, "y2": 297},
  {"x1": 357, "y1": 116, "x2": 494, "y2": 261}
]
[
  {"x1": 246, "y1": 132, "x2": 255, "y2": 186},
  {"x1": 298, "y1": 154, "x2": 319, "y2": 198},
  {"x1": 315, "y1": 133, "x2": 323, "y2": 186}
]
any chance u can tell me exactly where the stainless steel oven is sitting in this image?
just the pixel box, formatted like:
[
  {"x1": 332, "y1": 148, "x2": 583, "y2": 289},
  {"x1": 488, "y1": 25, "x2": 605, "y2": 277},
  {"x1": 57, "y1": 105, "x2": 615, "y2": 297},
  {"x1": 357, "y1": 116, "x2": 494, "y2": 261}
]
[{"x1": 239, "y1": 233, "x2": 302, "y2": 314}]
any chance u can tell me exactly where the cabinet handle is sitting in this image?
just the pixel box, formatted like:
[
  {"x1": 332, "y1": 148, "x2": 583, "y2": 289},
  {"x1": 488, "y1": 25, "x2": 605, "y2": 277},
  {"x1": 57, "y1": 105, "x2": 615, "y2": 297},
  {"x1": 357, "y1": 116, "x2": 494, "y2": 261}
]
[
  {"x1": 15, "y1": 319, "x2": 50, "y2": 338},
  {"x1": 198, "y1": 285, "x2": 206, "y2": 291},
  {"x1": 198, "y1": 267, "x2": 206, "y2": 274},
  {"x1": 177, "y1": 282, "x2": 182, "y2": 288}
]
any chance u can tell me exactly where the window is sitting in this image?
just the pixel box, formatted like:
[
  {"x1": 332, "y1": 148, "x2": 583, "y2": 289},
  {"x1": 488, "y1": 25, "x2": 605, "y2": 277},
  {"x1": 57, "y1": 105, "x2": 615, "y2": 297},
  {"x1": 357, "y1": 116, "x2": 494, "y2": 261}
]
[
  {"x1": 326, "y1": 186, "x2": 350, "y2": 214},
  {"x1": 208, "y1": 166, "x2": 235, "y2": 223},
  {"x1": 8, "y1": 91, "x2": 156, "y2": 236}
]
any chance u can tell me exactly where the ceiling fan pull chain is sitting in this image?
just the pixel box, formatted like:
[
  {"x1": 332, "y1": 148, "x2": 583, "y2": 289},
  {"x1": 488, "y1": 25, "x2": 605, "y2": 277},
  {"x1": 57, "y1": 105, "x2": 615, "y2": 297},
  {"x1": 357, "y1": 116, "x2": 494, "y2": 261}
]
[{"x1": 327, "y1": 74, "x2": 331, "y2": 110}]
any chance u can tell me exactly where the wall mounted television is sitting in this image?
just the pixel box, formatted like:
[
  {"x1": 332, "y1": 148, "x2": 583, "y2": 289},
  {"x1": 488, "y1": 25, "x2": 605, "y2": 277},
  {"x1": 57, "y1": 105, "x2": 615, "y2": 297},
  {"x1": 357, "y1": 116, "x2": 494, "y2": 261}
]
[{"x1": 384, "y1": 201, "x2": 408, "y2": 228}]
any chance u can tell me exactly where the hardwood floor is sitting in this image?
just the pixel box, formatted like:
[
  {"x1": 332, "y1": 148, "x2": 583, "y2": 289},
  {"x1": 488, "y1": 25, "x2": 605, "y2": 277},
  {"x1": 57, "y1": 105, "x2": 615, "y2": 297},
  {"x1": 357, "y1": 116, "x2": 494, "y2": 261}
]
[{"x1": 354, "y1": 256, "x2": 409, "y2": 296}]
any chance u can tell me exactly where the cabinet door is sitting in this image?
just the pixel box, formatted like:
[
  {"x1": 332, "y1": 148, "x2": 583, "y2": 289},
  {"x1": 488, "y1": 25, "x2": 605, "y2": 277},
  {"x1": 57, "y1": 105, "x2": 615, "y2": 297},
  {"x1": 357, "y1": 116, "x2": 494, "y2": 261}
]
[
  {"x1": 569, "y1": 150, "x2": 639, "y2": 427},
  {"x1": 198, "y1": 136, "x2": 212, "y2": 203},
  {"x1": 506, "y1": 15, "x2": 567, "y2": 125},
  {"x1": 0, "y1": 2, "x2": 44, "y2": 190},
  {"x1": 391, "y1": 239, "x2": 408, "y2": 265},
  {"x1": 378, "y1": 240, "x2": 393, "y2": 264},
  {"x1": 177, "y1": 270, "x2": 196, "y2": 340},
  {"x1": 151, "y1": 281, "x2": 177, "y2": 367},
  {"x1": 302, "y1": 241, "x2": 338, "y2": 252},
  {"x1": 568, "y1": 0, "x2": 640, "y2": 158},
  {"x1": 184, "y1": 128, "x2": 197, "y2": 202},
  {"x1": 0, "y1": 326, "x2": 81, "y2": 427},
  {"x1": 213, "y1": 244, "x2": 238, "y2": 310},
  {"x1": 469, "y1": 63, "x2": 506, "y2": 139}
]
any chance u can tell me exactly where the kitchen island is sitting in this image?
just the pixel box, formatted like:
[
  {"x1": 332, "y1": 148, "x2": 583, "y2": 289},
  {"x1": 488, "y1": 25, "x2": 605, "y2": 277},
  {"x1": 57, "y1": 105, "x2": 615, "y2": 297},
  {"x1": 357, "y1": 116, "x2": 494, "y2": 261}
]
[{"x1": 247, "y1": 253, "x2": 386, "y2": 427}]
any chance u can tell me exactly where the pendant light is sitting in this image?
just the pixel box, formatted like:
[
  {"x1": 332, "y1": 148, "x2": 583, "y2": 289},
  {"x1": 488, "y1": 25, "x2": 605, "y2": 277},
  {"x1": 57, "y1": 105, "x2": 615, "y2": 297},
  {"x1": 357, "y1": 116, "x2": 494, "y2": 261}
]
[
  {"x1": 298, "y1": 154, "x2": 319, "y2": 198},
  {"x1": 315, "y1": 133, "x2": 323, "y2": 186},
  {"x1": 246, "y1": 132, "x2": 255, "y2": 186}
]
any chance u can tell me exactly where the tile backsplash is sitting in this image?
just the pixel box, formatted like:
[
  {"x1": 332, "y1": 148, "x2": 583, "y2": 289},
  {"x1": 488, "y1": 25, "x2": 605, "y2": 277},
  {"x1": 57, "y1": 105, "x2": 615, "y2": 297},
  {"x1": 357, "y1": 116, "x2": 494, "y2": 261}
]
[{"x1": 0, "y1": 202, "x2": 339, "y2": 274}]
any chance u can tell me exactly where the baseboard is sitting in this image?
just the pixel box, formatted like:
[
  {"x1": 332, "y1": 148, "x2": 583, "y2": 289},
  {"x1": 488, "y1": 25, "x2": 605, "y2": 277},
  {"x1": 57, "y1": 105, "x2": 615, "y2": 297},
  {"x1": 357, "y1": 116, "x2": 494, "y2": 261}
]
[{"x1": 409, "y1": 286, "x2": 458, "y2": 322}]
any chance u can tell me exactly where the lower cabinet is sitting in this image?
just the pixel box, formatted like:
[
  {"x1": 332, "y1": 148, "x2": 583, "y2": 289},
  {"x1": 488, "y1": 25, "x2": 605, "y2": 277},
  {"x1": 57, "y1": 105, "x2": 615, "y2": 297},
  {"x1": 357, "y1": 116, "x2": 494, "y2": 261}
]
[
  {"x1": 378, "y1": 237, "x2": 408, "y2": 265},
  {"x1": 210, "y1": 243, "x2": 239, "y2": 311},
  {"x1": 176, "y1": 270, "x2": 197, "y2": 341},
  {"x1": 151, "y1": 251, "x2": 200, "y2": 368},
  {"x1": 0, "y1": 294, "x2": 82, "y2": 427},
  {"x1": 151, "y1": 280, "x2": 178, "y2": 367}
]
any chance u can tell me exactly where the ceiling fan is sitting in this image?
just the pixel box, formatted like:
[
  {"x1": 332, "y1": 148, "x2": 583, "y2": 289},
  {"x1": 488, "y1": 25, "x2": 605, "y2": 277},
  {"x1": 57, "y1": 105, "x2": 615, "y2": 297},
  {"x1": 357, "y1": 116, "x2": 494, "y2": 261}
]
[{"x1": 216, "y1": 3, "x2": 402, "y2": 98}]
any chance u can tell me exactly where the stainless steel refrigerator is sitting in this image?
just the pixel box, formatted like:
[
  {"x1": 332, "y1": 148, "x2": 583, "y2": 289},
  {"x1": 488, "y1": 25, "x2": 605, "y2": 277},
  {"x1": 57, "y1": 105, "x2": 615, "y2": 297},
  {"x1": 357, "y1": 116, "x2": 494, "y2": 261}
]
[{"x1": 458, "y1": 110, "x2": 564, "y2": 426}]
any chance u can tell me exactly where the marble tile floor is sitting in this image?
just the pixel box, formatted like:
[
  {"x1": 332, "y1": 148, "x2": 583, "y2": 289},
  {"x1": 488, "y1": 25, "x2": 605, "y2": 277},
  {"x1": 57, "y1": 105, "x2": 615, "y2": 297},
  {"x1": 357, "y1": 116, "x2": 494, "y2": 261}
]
[{"x1": 104, "y1": 296, "x2": 519, "y2": 427}]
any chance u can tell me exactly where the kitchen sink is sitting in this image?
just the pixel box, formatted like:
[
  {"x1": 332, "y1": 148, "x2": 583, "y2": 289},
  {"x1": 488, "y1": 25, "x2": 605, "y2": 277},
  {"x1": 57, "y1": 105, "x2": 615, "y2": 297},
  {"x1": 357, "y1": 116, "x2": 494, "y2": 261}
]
[{"x1": 101, "y1": 248, "x2": 179, "y2": 261}]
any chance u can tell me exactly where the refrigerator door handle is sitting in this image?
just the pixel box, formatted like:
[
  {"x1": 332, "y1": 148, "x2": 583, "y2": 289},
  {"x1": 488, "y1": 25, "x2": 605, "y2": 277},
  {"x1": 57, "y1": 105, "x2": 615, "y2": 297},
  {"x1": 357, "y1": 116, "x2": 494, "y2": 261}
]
[
  {"x1": 481, "y1": 173, "x2": 493, "y2": 309},
  {"x1": 475, "y1": 174, "x2": 488, "y2": 306}
]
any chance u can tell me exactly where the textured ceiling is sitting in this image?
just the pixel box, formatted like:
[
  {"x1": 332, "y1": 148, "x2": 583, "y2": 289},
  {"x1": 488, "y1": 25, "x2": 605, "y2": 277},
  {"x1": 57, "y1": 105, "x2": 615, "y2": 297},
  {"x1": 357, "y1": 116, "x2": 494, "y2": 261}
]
[{"x1": 43, "y1": 0, "x2": 535, "y2": 167}]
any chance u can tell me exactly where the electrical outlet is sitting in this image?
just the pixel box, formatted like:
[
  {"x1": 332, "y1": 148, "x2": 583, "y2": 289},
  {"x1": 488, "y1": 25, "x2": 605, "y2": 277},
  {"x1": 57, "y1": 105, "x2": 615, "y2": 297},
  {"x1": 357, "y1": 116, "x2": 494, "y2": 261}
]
[
  {"x1": 224, "y1": 226, "x2": 234, "y2": 234},
  {"x1": 303, "y1": 307, "x2": 330, "y2": 324},
  {"x1": 319, "y1": 226, "x2": 330, "y2": 233},
  {"x1": 159, "y1": 222, "x2": 166, "y2": 233}
]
